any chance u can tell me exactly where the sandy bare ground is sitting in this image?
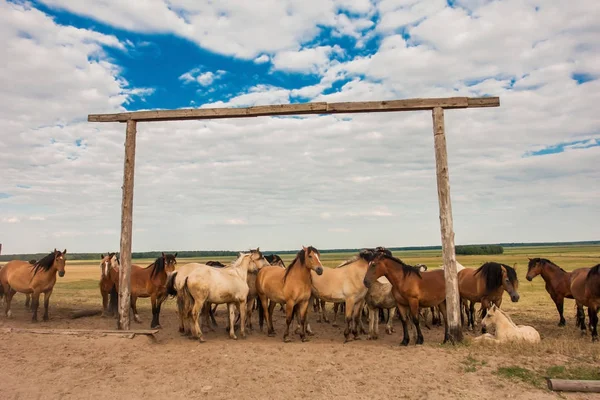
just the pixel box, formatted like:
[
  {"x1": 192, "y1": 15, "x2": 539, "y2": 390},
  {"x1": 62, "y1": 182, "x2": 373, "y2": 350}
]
[{"x1": 0, "y1": 296, "x2": 597, "y2": 400}]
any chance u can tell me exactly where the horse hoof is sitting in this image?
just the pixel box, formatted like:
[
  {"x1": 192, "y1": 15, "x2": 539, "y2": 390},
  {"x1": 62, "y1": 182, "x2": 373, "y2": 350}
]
[
  {"x1": 198, "y1": 337, "x2": 206, "y2": 343},
  {"x1": 268, "y1": 332, "x2": 276, "y2": 337},
  {"x1": 400, "y1": 340, "x2": 409, "y2": 346},
  {"x1": 332, "y1": 323, "x2": 339, "y2": 328},
  {"x1": 353, "y1": 336, "x2": 361, "y2": 341},
  {"x1": 592, "y1": 336, "x2": 598, "y2": 342},
  {"x1": 283, "y1": 337, "x2": 292, "y2": 343},
  {"x1": 230, "y1": 336, "x2": 238, "y2": 340},
  {"x1": 558, "y1": 321, "x2": 566, "y2": 327},
  {"x1": 43, "y1": 316, "x2": 49, "y2": 322},
  {"x1": 301, "y1": 337, "x2": 310, "y2": 342},
  {"x1": 6, "y1": 311, "x2": 12, "y2": 318},
  {"x1": 151, "y1": 324, "x2": 161, "y2": 329}
]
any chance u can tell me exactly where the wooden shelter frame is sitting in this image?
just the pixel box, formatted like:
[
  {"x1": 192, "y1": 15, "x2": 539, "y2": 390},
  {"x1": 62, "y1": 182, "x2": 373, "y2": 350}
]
[{"x1": 88, "y1": 96, "x2": 500, "y2": 342}]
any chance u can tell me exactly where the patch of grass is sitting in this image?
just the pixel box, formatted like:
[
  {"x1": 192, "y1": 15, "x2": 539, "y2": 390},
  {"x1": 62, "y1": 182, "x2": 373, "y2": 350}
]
[
  {"x1": 546, "y1": 365, "x2": 600, "y2": 381},
  {"x1": 495, "y1": 366, "x2": 543, "y2": 388},
  {"x1": 461, "y1": 354, "x2": 487, "y2": 373}
]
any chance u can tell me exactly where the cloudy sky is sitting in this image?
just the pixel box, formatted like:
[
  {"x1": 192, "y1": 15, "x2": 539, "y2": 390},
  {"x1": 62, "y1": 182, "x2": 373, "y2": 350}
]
[{"x1": 0, "y1": 0, "x2": 599, "y2": 254}]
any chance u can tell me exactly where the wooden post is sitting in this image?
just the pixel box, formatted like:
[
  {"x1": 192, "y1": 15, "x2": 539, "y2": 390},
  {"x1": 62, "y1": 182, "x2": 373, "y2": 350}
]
[
  {"x1": 547, "y1": 379, "x2": 600, "y2": 393},
  {"x1": 118, "y1": 120, "x2": 137, "y2": 330},
  {"x1": 432, "y1": 107, "x2": 463, "y2": 343}
]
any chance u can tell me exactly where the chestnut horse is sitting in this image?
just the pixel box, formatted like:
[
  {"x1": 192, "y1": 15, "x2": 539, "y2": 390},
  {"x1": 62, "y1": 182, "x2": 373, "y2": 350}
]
[
  {"x1": 99, "y1": 253, "x2": 118, "y2": 317},
  {"x1": 570, "y1": 264, "x2": 600, "y2": 341},
  {"x1": 363, "y1": 252, "x2": 449, "y2": 345},
  {"x1": 257, "y1": 246, "x2": 324, "y2": 342},
  {"x1": 458, "y1": 262, "x2": 519, "y2": 332},
  {"x1": 525, "y1": 258, "x2": 575, "y2": 326},
  {"x1": 112, "y1": 252, "x2": 178, "y2": 328},
  {"x1": 0, "y1": 249, "x2": 67, "y2": 322}
]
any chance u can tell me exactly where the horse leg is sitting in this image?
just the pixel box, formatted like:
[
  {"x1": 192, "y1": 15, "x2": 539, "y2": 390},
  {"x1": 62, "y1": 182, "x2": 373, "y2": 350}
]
[
  {"x1": 480, "y1": 299, "x2": 490, "y2": 334},
  {"x1": 25, "y1": 293, "x2": 31, "y2": 309},
  {"x1": 397, "y1": 306, "x2": 410, "y2": 346},
  {"x1": 298, "y1": 299, "x2": 311, "y2": 342},
  {"x1": 553, "y1": 296, "x2": 566, "y2": 327},
  {"x1": 131, "y1": 296, "x2": 142, "y2": 323},
  {"x1": 589, "y1": 306, "x2": 598, "y2": 342},
  {"x1": 176, "y1": 293, "x2": 186, "y2": 334},
  {"x1": 367, "y1": 305, "x2": 377, "y2": 340},
  {"x1": 332, "y1": 303, "x2": 339, "y2": 327},
  {"x1": 226, "y1": 303, "x2": 237, "y2": 340},
  {"x1": 191, "y1": 297, "x2": 206, "y2": 342},
  {"x1": 209, "y1": 303, "x2": 218, "y2": 327},
  {"x1": 42, "y1": 290, "x2": 52, "y2": 322},
  {"x1": 31, "y1": 291, "x2": 41, "y2": 322},
  {"x1": 150, "y1": 294, "x2": 159, "y2": 329},
  {"x1": 386, "y1": 307, "x2": 395, "y2": 334},
  {"x1": 439, "y1": 301, "x2": 450, "y2": 344},
  {"x1": 352, "y1": 299, "x2": 365, "y2": 338},
  {"x1": 239, "y1": 300, "x2": 247, "y2": 339},
  {"x1": 320, "y1": 299, "x2": 329, "y2": 323},
  {"x1": 245, "y1": 297, "x2": 254, "y2": 331},
  {"x1": 4, "y1": 287, "x2": 16, "y2": 318},
  {"x1": 101, "y1": 287, "x2": 109, "y2": 317},
  {"x1": 343, "y1": 298, "x2": 356, "y2": 343},
  {"x1": 283, "y1": 301, "x2": 296, "y2": 343},
  {"x1": 468, "y1": 302, "x2": 475, "y2": 331}
]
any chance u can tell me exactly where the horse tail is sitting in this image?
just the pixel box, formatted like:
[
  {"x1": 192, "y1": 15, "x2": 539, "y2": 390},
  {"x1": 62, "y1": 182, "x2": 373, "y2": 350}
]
[
  {"x1": 586, "y1": 264, "x2": 600, "y2": 297},
  {"x1": 257, "y1": 296, "x2": 264, "y2": 330},
  {"x1": 181, "y1": 277, "x2": 194, "y2": 319},
  {"x1": 166, "y1": 271, "x2": 178, "y2": 297}
]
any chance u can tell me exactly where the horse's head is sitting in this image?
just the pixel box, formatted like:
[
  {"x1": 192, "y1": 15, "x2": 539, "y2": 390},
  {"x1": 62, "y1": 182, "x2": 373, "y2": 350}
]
[
  {"x1": 53, "y1": 249, "x2": 67, "y2": 277},
  {"x1": 100, "y1": 252, "x2": 115, "y2": 277},
  {"x1": 415, "y1": 263, "x2": 428, "y2": 272},
  {"x1": 110, "y1": 253, "x2": 121, "y2": 270},
  {"x1": 266, "y1": 254, "x2": 286, "y2": 268},
  {"x1": 162, "y1": 252, "x2": 178, "y2": 274},
  {"x1": 502, "y1": 265, "x2": 520, "y2": 302},
  {"x1": 526, "y1": 257, "x2": 544, "y2": 281},
  {"x1": 363, "y1": 252, "x2": 387, "y2": 288},
  {"x1": 481, "y1": 304, "x2": 499, "y2": 330},
  {"x1": 302, "y1": 246, "x2": 323, "y2": 275},
  {"x1": 247, "y1": 248, "x2": 270, "y2": 272}
]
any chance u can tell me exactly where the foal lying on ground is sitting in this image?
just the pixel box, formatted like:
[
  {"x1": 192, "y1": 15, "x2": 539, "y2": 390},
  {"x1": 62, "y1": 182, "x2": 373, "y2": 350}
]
[{"x1": 473, "y1": 304, "x2": 540, "y2": 344}]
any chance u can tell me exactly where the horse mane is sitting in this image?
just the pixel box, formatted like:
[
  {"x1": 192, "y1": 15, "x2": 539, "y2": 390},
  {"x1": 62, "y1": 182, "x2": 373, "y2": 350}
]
[
  {"x1": 379, "y1": 254, "x2": 422, "y2": 278},
  {"x1": 148, "y1": 253, "x2": 176, "y2": 278},
  {"x1": 337, "y1": 247, "x2": 392, "y2": 268},
  {"x1": 474, "y1": 262, "x2": 507, "y2": 293},
  {"x1": 31, "y1": 251, "x2": 57, "y2": 276},
  {"x1": 283, "y1": 247, "x2": 318, "y2": 282},
  {"x1": 528, "y1": 257, "x2": 566, "y2": 272},
  {"x1": 587, "y1": 264, "x2": 600, "y2": 280},
  {"x1": 494, "y1": 307, "x2": 518, "y2": 328},
  {"x1": 503, "y1": 263, "x2": 518, "y2": 286}
]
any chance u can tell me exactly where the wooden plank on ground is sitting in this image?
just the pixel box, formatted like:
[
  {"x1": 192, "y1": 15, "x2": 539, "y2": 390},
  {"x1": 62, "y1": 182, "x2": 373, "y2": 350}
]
[
  {"x1": 546, "y1": 379, "x2": 600, "y2": 392},
  {"x1": 88, "y1": 97, "x2": 500, "y2": 123},
  {"x1": 0, "y1": 328, "x2": 158, "y2": 337}
]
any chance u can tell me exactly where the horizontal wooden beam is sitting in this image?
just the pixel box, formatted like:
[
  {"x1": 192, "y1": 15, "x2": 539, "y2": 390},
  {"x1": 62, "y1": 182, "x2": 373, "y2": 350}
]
[
  {"x1": 1, "y1": 327, "x2": 159, "y2": 337},
  {"x1": 88, "y1": 96, "x2": 500, "y2": 123}
]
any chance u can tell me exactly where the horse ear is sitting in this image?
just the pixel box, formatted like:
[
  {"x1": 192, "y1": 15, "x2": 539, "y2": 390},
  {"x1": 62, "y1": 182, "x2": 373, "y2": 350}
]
[
  {"x1": 63, "y1": 249, "x2": 67, "y2": 255},
  {"x1": 100, "y1": 254, "x2": 104, "y2": 258},
  {"x1": 256, "y1": 247, "x2": 260, "y2": 252},
  {"x1": 302, "y1": 245, "x2": 307, "y2": 251},
  {"x1": 513, "y1": 262, "x2": 517, "y2": 269},
  {"x1": 174, "y1": 252, "x2": 178, "y2": 258},
  {"x1": 162, "y1": 252, "x2": 165, "y2": 257},
  {"x1": 527, "y1": 257, "x2": 532, "y2": 261}
]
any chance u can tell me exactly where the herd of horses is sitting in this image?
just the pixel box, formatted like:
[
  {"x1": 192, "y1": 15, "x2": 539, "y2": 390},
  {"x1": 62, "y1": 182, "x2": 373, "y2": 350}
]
[{"x1": 0, "y1": 247, "x2": 599, "y2": 344}]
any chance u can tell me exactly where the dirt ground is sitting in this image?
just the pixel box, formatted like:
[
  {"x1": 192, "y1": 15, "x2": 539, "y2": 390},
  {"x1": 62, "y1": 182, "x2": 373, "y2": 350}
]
[{"x1": 1, "y1": 294, "x2": 598, "y2": 400}]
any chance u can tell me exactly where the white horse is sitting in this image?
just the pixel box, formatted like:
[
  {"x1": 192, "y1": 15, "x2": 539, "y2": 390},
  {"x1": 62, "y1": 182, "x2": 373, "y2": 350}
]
[
  {"x1": 473, "y1": 304, "x2": 540, "y2": 344},
  {"x1": 170, "y1": 249, "x2": 269, "y2": 342}
]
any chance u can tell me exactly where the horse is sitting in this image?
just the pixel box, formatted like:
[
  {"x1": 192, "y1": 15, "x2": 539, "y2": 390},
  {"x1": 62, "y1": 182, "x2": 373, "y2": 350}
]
[
  {"x1": 525, "y1": 257, "x2": 576, "y2": 326},
  {"x1": 311, "y1": 248, "x2": 390, "y2": 342},
  {"x1": 570, "y1": 264, "x2": 600, "y2": 341},
  {"x1": 206, "y1": 261, "x2": 226, "y2": 267},
  {"x1": 473, "y1": 304, "x2": 540, "y2": 344},
  {"x1": 99, "y1": 253, "x2": 118, "y2": 317},
  {"x1": 177, "y1": 249, "x2": 270, "y2": 342},
  {"x1": 458, "y1": 262, "x2": 519, "y2": 332},
  {"x1": 257, "y1": 246, "x2": 324, "y2": 342},
  {"x1": 111, "y1": 252, "x2": 178, "y2": 328},
  {"x1": 0, "y1": 249, "x2": 67, "y2": 322},
  {"x1": 265, "y1": 254, "x2": 286, "y2": 268},
  {"x1": 363, "y1": 252, "x2": 449, "y2": 345}
]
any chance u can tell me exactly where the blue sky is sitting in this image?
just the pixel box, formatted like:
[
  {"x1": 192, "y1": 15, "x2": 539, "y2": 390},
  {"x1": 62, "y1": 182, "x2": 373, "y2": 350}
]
[{"x1": 0, "y1": 0, "x2": 599, "y2": 253}]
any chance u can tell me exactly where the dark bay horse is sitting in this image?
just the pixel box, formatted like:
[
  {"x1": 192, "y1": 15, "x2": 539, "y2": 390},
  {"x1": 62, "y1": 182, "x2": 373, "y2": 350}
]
[
  {"x1": 99, "y1": 253, "x2": 118, "y2": 317},
  {"x1": 525, "y1": 258, "x2": 575, "y2": 326},
  {"x1": 257, "y1": 246, "x2": 324, "y2": 342},
  {"x1": 459, "y1": 262, "x2": 519, "y2": 331},
  {"x1": 363, "y1": 252, "x2": 449, "y2": 345},
  {"x1": 570, "y1": 264, "x2": 600, "y2": 341},
  {"x1": 0, "y1": 249, "x2": 67, "y2": 322},
  {"x1": 112, "y1": 252, "x2": 178, "y2": 328}
]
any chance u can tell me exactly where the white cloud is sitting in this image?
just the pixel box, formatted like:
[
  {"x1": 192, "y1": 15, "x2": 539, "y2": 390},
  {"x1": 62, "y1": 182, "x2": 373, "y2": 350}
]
[
  {"x1": 202, "y1": 85, "x2": 291, "y2": 108},
  {"x1": 179, "y1": 68, "x2": 226, "y2": 86},
  {"x1": 272, "y1": 46, "x2": 342, "y2": 74},
  {"x1": 225, "y1": 219, "x2": 248, "y2": 225},
  {"x1": 328, "y1": 228, "x2": 350, "y2": 233},
  {"x1": 254, "y1": 54, "x2": 270, "y2": 64},
  {"x1": 2, "y1": 217, "x2": 20, "y2": 223}
]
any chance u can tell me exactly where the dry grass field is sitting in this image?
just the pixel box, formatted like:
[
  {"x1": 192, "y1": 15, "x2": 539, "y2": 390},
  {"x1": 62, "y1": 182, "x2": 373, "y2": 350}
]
[{"x1": 1, "y1": 245, "x2": 599, "y2": 399}]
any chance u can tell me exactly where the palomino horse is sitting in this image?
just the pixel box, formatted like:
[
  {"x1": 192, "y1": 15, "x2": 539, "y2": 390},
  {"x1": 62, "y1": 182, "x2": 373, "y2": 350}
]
[
  {"x1": 525, "y1": 258, "x2": 575, "y2": 326},
  {"x1": 570, "y1": 264, "x2": 600, "y2": 341},
  {"x1": 99, "y1": 253, "x2": 118, "y2": 317},
  {"x1": 458, "y1": 262, "x2": 519, "y2": 332},
  {"x1": 177, "y1": 249, "x2": 270, "y2": 342},
  {"x1": 363, "y1": 252, "x2": 449, "y2": 345},
  {"x1": 257, "y1": 246, "x2": 324, "y2": 342},
  {"x1": 473, "y1": 304, "x2": 540, "y2": 344},
  {"x1": 311, "y1": 248, "x2": 387, "y2": 342},
  {"x1": 0, "y1": 249, "x2": 67, "y2": 322},
  {"x1": 111, "y1": 252, "x2": 178, "y2": 328}
]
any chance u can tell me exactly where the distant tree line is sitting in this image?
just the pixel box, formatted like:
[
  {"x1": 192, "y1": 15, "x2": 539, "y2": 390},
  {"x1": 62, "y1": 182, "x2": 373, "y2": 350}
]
[{"x1": 455, "y1": 245, "x2": 504, "y2": 255}]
